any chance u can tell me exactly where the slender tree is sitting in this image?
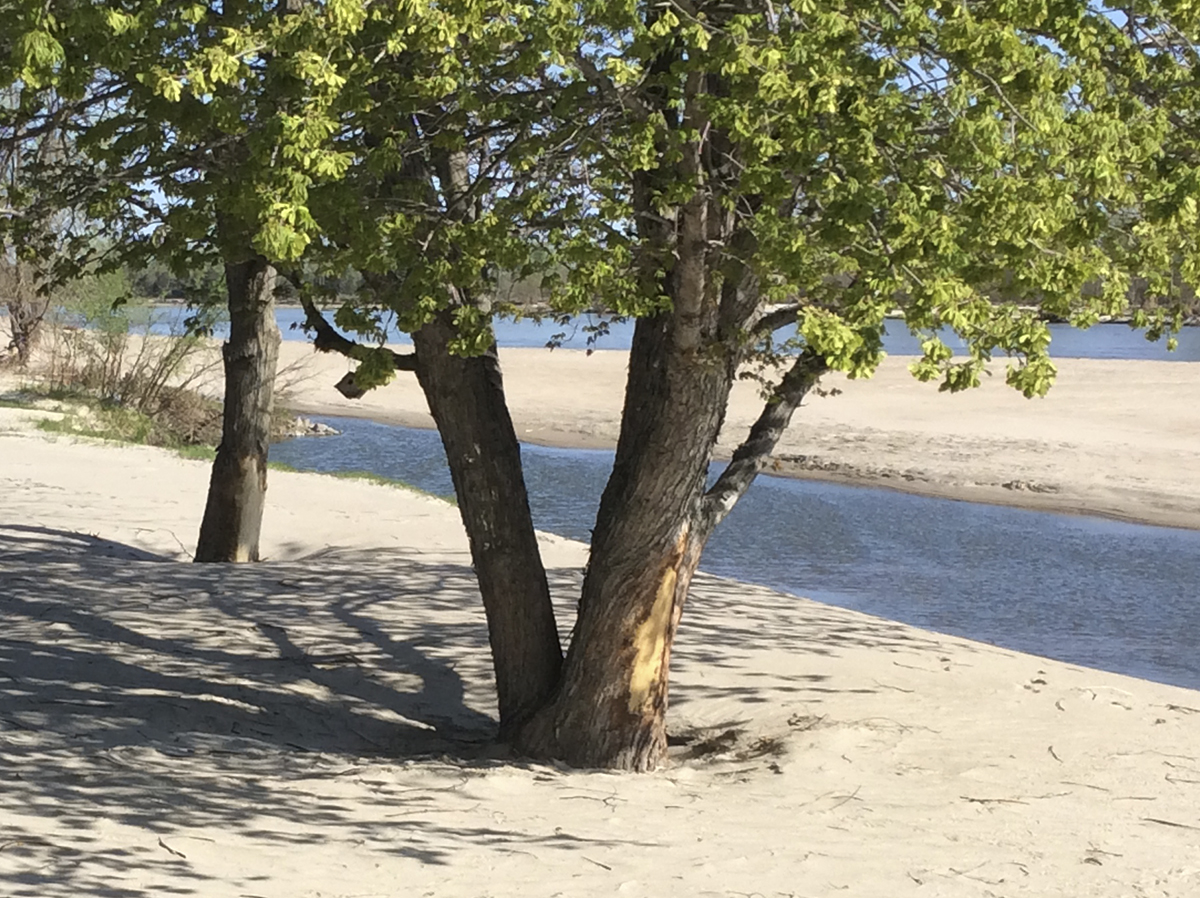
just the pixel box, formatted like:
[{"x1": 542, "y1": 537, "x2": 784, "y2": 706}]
[
  {"x1": 297, "y1": 2, "x2": 575, "y2": 731},
  {"x1": 3, "y1": 0, "x2": 365, "y2": 561},
  {"x1": 0, "y1": 85, "x2": 105, "y2": 365}
]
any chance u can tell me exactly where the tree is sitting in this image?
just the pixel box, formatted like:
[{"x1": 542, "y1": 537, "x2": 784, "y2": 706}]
[
  {"x1": 296, "y1": 0, "x2": 573, "y2": 732},
  {"x1": 3, "y1": 0, "x2": 362, "y2": 561},
  {"x1": 307, "y1": 0, "x2": 1189, "y2": 769},
  {"x1": 0, "y1": 86, "x2": 92, "y2": 366},
  {"x1": 7, "y1": 0, "x2": 1192, "y2": 770}
]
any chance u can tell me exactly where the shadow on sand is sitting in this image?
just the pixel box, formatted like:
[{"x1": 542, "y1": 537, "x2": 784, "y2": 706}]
[{"x1": 0, "y1": 523, "x2": 961, "y2": 895}]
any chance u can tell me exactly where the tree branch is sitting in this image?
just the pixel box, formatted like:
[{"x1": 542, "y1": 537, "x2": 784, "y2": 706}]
[
  {"x1": 298, "y1": 291, "x2": 416, "y2": 372},
  {"x1": 699, "y1": 349, "x2": 827, "y2": 535},
  {"x1": 751, "y1": 303, "x2": 802, "y2": 335},
  {"x1": 574, "y1": 52, "x2": 653, "y2": 120}
]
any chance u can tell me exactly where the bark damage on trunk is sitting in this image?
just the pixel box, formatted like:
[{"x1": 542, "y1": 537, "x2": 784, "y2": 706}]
[
  {"x1": 514, "y1": 43, "x2": 827, "y2": 769},
  {"x1": 514, "y1": 310, "x2": 734, "y2": 770},
  {"x1": 195, "y1": 255, "x2": 281, "y2": 563},
  {"x1": 515, "y1": 331, "x2": 825, "y2": 769}
]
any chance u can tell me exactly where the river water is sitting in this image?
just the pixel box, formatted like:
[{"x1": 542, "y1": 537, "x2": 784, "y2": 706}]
[
  {"x1": 271, "y1": 416, "x2": 1200, "y2": 692},
  {"x1": 146, "y1": 305, "x2": 1200, "y2": 361}
]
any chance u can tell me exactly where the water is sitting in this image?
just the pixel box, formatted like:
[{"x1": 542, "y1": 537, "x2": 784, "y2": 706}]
[
  {"x1": 143, "y1": 304, "x2": 1200, "y2": 361},
  {"x1": 271, "y1": 416, "x2": 1200, "y2": 691}
]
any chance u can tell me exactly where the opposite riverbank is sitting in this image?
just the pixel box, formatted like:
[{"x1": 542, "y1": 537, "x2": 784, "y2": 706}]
[{"x1": 276, "y1": 342, "x2": 1200, "y2": 531}]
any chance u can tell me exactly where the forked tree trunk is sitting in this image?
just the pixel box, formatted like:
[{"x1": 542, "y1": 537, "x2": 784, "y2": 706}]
[
  {"x1": 516, "y1": 314, "x2": 738, "y2": 769},
  {"x1": 195, "y1": 255, "x2": 281, "y2": 562},
  {"x1": 412, "y1": 309, "x2": 563, "y2": 735}
]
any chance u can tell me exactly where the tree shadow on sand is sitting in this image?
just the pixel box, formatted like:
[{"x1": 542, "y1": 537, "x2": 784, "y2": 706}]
[{"x1": 0, "y1": 523, "x2": 970, "y2": 896}]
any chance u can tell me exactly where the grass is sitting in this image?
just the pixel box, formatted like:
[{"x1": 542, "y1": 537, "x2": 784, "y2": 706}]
[
  {"x1": 31, "y1": 392, "x2": 207, "y2": 452},
  {"x1": 37, "y1": 400, "x2": 157, "y2": 445},
  {"x1": 9, "y1": 389, "x2": 455, "y2": 505},
  {"x1": 175, "y1": 444, "x2": 218, "y2": 461},
  {"x1": 267, "y1": 461, "x2": 455, "y2": 504}
]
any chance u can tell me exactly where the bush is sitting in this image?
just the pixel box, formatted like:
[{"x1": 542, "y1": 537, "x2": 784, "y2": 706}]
[{"x1": 26, "y1": 275, "x2": 226, "y2": 447}]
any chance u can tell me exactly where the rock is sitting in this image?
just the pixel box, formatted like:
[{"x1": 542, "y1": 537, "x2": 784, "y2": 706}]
[{"x1": 283, "y1": 416, "x2": 340, "y2": 438}]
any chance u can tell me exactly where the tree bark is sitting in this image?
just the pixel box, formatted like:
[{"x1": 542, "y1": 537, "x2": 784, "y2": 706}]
[
  {"x1": 2, "y1": 262, "x2": 50, "y2": 366},
  {"x1": 516, "y1": 312, "x2": 738, "y2": 769},
  {"x1": 194, "y1": 255, "x2": 281, "y2": 563},
  {"x1": 412, "y1": 309, "x2": 563, "y2": 736}
]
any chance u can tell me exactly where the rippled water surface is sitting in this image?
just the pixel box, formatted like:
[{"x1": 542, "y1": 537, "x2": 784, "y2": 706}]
[{"x1": 272, "y1": 417, "x2": 1200, "y2": 691}]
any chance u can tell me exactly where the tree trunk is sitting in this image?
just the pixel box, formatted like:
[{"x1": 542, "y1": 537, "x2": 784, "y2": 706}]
[
  {"x1": 5, "y1": 299, "x2": 44, "y2": 366},
  {"x1": 412, "y1": 310, "x2": 563, "y2": 736},
  {"x1": 516, "y1": 313, "x2": 738, "y2": 769},
  {"x1": 3, "y1": 262, "x2": 50, "y2": 367},
  {"x1": 194, "y1": 255, "x2": 281, "y2": 563}
]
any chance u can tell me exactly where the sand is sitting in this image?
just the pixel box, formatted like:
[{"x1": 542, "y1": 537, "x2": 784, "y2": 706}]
[
  {"x1": 275, "y1": 343, "x2": 1200, "y2": 531},
  {"x1": 2, "y1": 401, "x2": 1200, "y2": 897}
]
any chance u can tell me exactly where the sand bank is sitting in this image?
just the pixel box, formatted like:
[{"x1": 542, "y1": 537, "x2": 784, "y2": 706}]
[
  {"x1": 275, "y1": 343, "x2": 1200, "y2": 531},
  {"x1": 2, "y1": 418, "x2": 1199, "y2": 897}
]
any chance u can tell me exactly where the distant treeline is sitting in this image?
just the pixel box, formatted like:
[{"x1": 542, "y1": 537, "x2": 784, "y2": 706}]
[
  {"x1": 122, "y1": 260, "x2": 1198, "y2": 322},
  {"x1": 128, "y1": 261, "x2": 550, "y2": 309}
]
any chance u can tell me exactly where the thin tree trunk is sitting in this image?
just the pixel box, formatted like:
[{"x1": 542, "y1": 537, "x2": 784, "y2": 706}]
[
  {"x1": 5, "y1": 299, "x2": 43, "y2": 365},
  {"x1": 412, "y1": 309, "x2": 563, "y2": 736},
  {"x1": 195, "y1": 255, "x2": 281, "y2": 563},
  {"x1": 516, "y1": 313, "x2": 737, "y2": 769},
  {"x1": 3, "y1": 263, "x2": 50, "y2": 366}
]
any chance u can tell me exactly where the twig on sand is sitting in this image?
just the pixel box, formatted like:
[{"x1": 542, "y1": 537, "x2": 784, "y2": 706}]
[
  {"x1": 827, "y1": 786, "x2": 862, "y2": 810},
  {"x1": 581, "y1": 856, "x2": 613, "y2": 871},
  {"x1": 1063, "y1": 780, "x2": 1110, "y2": 792},
  {"x1": 157, "y1": 837, "x2": 187, "y2": 859},
  {"x1": 892, "y1": 660, "x2": 937, "y2": 673},
  {"x1": 961, "y1": 796, "x2": 1029, "y2": 805},
  {"x1": 1142, "y1": 817, "x2": 1200, "y2": 831},
  {"x1": 134, "y1": 526, "x2": 189, "y2": 557},
  {"x1": 1048, "y1": 745, "x2": 1063, "y2": 763},
  {"x1": 1166, "y1": 703, "x2": 1200, "y2": 715}
]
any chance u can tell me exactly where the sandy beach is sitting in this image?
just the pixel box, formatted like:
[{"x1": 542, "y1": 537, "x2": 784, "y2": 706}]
[
  {"x1": 276, "y1": 343, "x2": 1200, "y2": 531},
  {"x1": 2, "y1": 399, "x2": 1200, "y2": 896}
]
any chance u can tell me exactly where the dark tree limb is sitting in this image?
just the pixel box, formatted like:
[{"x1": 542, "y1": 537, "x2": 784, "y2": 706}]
[
  {"x1": 699, "y1": 348, "x2": 827, "y2": 536},
  {"x1": 574, "y1": 52, "x2": 653, "y2": 120},
  {"x1": 751, "y1": 303, "x2": 802, "y2": 336},
  {"x1": 297, "y1": 291, "x2": 417, "y2": 372}
]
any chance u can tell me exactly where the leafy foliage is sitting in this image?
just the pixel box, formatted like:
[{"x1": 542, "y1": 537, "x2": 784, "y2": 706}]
[
  {"x1": 531, "y1": 1, "x2": 1195, "y2": 396},
  {"x1": 3, "y1": 1, "x2": 1196, "y2": 379}
]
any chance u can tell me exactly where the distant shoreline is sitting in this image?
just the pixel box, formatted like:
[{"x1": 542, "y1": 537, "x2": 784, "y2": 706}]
[
  {"x1": 143, "y1": 296, "x2": 1200, "y2": 327},
  {"x1": 278, "y1": 345, "x2": 1200, "y2": 533},
  {"x1": 283, "y1": 397, "x2": 1200, "y2": 533}
]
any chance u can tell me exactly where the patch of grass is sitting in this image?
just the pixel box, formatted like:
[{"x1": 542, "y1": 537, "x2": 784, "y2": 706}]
[
  {"x1": 328, "y1": 468, "x2": 413, "y2": 488},
  {"x1": 12, "y1": 390, "x2": 453, "y2": 503},
  {"x1": 175, "y1": 444, "x2": 217, "y2": 461},
  {"x1": 330, "y1": 469, "x2": 456, "y2": 504},
  {"x1": 26, "y1": 391, "x2": 219, "y2": 464},
  {"x1": 267, "y1": 462, "x2": 455, "y2": 504},
  {"x1": 37, "y1": 402, "x2": 156, "y2": 444}
]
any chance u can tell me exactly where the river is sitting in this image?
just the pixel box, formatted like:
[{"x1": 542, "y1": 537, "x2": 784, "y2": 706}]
[
  {"x1": 271, "y1": 416, "x2": 1200, "y2": 692},
  {"x1": 143, "y1": 305, "x2": 1200, "y2": 362}
]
